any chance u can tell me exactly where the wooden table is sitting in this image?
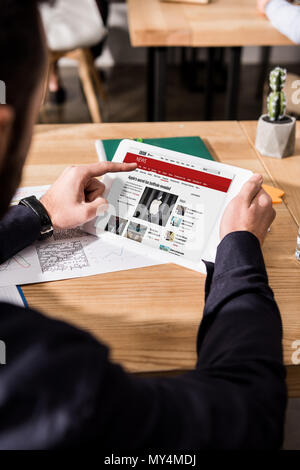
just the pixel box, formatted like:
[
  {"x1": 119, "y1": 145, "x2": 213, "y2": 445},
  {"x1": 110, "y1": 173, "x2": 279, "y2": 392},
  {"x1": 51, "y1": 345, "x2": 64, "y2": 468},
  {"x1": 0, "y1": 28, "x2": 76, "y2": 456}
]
[
  {"x1": 22, "y1": 121, "x2": 300, "y2": 396},
  {"x1": 127, "y1": 0, "x2": 294, "y2": 121}
]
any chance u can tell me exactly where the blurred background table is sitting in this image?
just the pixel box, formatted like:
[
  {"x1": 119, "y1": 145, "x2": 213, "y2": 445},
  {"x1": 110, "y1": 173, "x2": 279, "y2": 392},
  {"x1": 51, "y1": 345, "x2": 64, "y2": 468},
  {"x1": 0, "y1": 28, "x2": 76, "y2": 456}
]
[
  {"x1": 22, "y1": 121, "x2": 300, "y2": 396},
  {"x1": 127, "y1": 0, "x2": 294, "y2": 121}
]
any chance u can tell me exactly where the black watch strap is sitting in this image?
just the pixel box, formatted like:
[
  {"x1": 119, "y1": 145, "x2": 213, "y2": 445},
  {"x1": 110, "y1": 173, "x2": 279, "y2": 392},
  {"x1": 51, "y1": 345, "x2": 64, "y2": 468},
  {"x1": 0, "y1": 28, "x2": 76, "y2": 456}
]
[{"x1": 19, "y1": 196, "x2": 53, "y2": 240}]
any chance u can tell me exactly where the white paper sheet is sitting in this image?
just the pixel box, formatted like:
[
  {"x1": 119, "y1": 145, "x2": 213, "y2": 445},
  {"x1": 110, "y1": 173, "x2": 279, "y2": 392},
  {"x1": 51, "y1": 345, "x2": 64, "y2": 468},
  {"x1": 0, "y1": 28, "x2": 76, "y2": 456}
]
[
  {"x1": 0, "y1": 186, "x2": 162, "y2": 287},
  {"x1": 0, "y1": 286, "x2": 26, "y2": 307}
]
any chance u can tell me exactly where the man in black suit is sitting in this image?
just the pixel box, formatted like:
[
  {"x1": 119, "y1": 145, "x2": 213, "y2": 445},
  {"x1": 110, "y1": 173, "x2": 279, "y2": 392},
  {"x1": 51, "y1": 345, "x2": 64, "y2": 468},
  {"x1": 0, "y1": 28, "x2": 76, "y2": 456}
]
[{"x1": 0, "y1": 0, "x2": 286, "y2": 449}]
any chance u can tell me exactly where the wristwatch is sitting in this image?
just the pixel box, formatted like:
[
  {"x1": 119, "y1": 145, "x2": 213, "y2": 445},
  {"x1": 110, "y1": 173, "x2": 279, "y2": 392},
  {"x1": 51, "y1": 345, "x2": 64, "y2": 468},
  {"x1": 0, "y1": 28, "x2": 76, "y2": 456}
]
[{"x1": 19, "y1": 195, "x2": 53, "y2": 240}]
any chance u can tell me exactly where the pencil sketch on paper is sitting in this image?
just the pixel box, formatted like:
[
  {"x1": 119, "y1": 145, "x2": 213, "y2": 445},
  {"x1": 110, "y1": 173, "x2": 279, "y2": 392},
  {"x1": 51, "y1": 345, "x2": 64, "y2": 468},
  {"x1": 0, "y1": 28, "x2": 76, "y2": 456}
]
[
  {"x1": 36, "y1": 241, "x2": 89, "y2": 273},
  {"x1": 0, "y1": 185, "x2": 160, "y2": 286},
  {"x1": 0, "y1": 254, "x2": 31, "y2": 271}
]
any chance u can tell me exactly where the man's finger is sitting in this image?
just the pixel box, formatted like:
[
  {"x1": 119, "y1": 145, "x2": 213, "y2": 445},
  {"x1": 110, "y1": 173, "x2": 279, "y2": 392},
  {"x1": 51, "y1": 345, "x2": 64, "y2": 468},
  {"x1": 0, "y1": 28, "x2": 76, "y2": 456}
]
[
  {"x1": 239, "y1": 174, "x2": 263, "y2": 206},
  {"x1": 86, "y1": 187, "x2": 105, "y2": 202},
  {"x1": 83, "y1": 162, "x2": 137, "y2": 179},
  {"x1": 85, "y1": 178, "x2": 105, "y2": 195},
  {"x1": 252, "y1": 187, "x2": 272, "y2": 208},
  {"x1": 81, "y1": 197, "x2": 108, "y2": 220}
]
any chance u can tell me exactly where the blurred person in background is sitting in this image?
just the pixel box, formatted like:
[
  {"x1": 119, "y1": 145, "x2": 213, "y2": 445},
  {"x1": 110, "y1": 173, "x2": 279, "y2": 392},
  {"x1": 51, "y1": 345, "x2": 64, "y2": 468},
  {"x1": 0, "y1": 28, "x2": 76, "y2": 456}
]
[
  {"x1": 43, "y1": 0, "x2": 109, "y2": 104},
  {"x1": 257, "y1": 0, "x2": 300, "y2": 44},
  {"x1": 257, "y1": 0, "x2": 300, "y2": 119}
]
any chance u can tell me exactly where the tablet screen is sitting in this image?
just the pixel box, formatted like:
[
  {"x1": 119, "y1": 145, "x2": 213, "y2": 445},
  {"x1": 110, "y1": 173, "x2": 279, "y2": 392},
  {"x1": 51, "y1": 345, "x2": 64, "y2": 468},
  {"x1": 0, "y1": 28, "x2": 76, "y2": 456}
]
[{"x1": 93, "y1": 141, "x2": 240, "y2": 269}]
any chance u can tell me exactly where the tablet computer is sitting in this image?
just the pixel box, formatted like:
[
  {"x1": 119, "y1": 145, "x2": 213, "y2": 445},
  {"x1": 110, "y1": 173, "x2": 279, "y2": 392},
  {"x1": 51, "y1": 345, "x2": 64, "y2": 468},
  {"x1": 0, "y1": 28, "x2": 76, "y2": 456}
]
[{"x1": 83, "y1": 139, "x2": 252, "y2": 273}]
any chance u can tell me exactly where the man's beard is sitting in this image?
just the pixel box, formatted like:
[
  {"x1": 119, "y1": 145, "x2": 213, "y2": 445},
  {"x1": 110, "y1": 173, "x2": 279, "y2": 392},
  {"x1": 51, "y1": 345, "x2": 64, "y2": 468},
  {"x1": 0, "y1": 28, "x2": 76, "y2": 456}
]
[{"x1": 0, "y1": 149, "x2": 24, "y2": 220}]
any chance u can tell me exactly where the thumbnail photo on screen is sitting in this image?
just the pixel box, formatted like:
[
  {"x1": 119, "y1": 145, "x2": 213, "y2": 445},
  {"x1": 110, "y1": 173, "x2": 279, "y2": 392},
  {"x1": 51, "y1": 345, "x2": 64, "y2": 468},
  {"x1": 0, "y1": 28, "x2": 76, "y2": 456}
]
[
  {"x1": 176, "y1": 205, "x2": 186, "y2": 216},
  {"x1": 133, "y1": 186, "x2": 178, "y2": 227},
  {"x1": 126, "y1": 222, "x2": 147, "y2": 243},
  {"x1": 105, "y1": 215, "x2": 128, "y2": 236}
]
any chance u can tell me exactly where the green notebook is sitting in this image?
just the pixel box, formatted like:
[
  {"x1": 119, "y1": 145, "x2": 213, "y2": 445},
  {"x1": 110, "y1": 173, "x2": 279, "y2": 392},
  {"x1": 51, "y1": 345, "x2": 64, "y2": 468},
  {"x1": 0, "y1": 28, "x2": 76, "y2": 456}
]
[{"x1": 101, "y1": 136, "x2": 214, "y2": 162}]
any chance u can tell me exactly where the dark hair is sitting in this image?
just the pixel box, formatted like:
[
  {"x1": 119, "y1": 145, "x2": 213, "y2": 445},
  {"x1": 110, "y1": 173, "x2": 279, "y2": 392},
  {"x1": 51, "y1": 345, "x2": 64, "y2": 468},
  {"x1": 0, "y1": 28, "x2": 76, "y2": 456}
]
[{"x1": 0, "y1": 0, "x2": 52, "y2": 217}]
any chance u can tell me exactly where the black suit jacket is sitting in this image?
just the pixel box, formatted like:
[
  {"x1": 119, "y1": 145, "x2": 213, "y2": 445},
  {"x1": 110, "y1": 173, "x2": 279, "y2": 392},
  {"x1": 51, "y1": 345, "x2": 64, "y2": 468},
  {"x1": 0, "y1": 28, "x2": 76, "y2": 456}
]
[{"x1": 0, "y1": 206, "x2": 287, "y2": 449}]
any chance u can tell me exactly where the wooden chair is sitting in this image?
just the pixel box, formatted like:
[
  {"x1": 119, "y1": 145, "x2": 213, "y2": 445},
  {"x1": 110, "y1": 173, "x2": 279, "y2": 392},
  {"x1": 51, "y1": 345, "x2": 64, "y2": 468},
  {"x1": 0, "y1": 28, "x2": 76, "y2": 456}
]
[
  {"x1": 44, "y1": 48, "x2": 106, "y2": 123},
  {"x1": 40, "y1": 0, "x2": 107, "y2": 123}
]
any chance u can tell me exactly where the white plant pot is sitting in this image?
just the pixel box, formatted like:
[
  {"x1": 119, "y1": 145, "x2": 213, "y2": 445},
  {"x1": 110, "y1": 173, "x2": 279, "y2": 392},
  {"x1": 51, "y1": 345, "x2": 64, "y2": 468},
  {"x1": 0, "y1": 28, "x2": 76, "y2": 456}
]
[{"x1": 255, "y1": 114, "x2": 296, "y2": 159}]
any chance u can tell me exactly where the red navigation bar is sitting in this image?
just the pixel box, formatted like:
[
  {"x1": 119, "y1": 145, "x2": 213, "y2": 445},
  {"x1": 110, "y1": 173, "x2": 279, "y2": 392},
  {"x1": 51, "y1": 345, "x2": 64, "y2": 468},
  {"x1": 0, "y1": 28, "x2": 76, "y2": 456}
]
[{"x1": 124, "y1": 152, "x2": 232, "y2": 193}]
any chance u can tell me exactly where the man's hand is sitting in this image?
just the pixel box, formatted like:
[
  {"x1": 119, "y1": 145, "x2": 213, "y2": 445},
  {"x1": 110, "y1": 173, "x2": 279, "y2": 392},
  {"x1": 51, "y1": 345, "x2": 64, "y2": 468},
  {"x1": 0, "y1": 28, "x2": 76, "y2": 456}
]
[
  {"x1": 40, "y1": 161, "x2": 137, "y2": 229},
  {"x1": 257, "y1": 0, "x2": 271, "y2": 15},
  {"x1": 220, "y1": 173, "x2": 276, "y2": 246}
]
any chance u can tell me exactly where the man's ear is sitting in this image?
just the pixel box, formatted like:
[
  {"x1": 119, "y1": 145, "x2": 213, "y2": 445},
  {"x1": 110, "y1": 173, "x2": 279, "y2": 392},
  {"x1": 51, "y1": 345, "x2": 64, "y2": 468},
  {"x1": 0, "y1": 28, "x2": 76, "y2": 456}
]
[{"x1": 0, "y1": 105, "x2": 14, "y2": 170}]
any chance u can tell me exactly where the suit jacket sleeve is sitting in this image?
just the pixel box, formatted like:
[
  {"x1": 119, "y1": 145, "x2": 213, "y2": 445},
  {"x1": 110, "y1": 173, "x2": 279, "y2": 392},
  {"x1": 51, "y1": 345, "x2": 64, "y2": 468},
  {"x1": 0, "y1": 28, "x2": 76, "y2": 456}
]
[
  {"x1": 0, "y1": 205, "x2": 41, "y2": 264},
  {"x1": 0, "y1": 231, "x2": 286, "y2": 450}
]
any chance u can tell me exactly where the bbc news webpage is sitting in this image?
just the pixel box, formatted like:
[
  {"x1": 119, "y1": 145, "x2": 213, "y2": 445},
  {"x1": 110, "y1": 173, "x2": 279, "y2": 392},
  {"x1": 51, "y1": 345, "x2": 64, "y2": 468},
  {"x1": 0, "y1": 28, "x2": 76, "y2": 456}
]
[{"x1": 98, "y1": 146, "x2": 234, "y2": 263}]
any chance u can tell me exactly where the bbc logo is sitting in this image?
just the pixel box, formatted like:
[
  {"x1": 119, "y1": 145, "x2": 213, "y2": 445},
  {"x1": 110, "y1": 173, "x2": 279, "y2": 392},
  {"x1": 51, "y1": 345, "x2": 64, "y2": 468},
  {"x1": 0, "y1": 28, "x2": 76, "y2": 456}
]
[
  {"x1": 0, "y1": 340, "x2": 6, "y2": 365},
  {"x1": 0, "y1": 80, "x2": 6, "y2": 104}
]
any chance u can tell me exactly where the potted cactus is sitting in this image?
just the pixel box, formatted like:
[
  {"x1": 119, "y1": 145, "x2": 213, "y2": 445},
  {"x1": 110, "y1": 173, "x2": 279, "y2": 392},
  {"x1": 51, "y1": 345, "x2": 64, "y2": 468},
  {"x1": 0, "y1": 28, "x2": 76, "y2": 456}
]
[{"x1": 255, "y1": 66, "x2": 296, "y2": 158}]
